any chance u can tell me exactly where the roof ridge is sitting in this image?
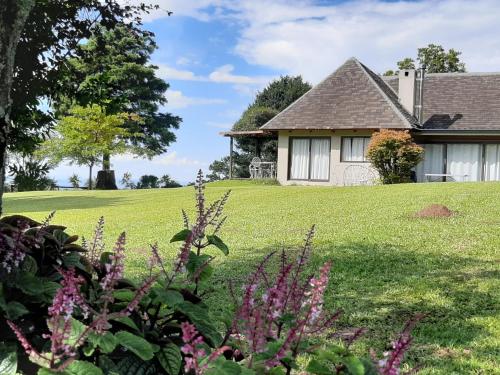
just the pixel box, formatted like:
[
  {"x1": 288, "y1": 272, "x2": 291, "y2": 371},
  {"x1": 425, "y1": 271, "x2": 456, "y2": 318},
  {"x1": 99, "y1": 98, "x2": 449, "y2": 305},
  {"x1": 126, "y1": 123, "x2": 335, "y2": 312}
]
[
  {"x1": 356, "y1": 60, "x2": 419, "y2": 129},
  {"x1": 261, "y1": 58, "x2": 358, "y2": 130}
]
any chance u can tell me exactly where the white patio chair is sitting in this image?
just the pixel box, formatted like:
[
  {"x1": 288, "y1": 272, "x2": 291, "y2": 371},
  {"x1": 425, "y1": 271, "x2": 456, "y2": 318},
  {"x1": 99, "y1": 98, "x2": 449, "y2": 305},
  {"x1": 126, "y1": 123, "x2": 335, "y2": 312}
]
[
  {"x1": 249, "y1": 157, "x2": 262, "y2": 179},
  {"x1": 343, "y1": 165, "x2": 376, "y2": 186}
]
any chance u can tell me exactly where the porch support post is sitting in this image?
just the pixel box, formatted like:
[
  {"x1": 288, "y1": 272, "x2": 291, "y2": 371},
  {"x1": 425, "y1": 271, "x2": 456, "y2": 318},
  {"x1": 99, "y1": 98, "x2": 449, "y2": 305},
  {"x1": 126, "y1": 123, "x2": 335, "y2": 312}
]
[
  {"x1": 229, "y1": 136, "x2": 234, "y2": 179},
  {"x1": 255, "y1": 138, "x2": 261, "y2": 158}
]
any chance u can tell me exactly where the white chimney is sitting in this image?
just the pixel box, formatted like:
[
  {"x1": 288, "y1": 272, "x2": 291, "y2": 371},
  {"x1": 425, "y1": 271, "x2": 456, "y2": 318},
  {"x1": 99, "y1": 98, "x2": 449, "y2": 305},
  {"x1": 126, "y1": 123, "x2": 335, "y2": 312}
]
[{"x1": 398, "y1": 69, "x2": 416, "y2": 115}]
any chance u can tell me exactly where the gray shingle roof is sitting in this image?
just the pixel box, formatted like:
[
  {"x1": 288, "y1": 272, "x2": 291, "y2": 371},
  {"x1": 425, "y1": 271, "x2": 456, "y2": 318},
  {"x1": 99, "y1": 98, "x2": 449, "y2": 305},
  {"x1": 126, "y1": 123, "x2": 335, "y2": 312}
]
[
  {"x1": 383, "y1": 73, "x2": 500, "y2": 131},
  {"x1": 261, "y1": 58, "x2": 415, "y2": 131}
]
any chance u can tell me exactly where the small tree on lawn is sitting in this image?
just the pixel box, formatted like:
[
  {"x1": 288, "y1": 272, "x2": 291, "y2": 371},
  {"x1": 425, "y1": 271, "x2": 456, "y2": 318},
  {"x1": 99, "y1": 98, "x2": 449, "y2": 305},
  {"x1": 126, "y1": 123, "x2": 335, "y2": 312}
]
[
  {"x1": 40, "y1": 104, "x2": 135, "y2": 190},
  {"x1": 367, "y1": 130, "x2": 423, "y2": 184}
]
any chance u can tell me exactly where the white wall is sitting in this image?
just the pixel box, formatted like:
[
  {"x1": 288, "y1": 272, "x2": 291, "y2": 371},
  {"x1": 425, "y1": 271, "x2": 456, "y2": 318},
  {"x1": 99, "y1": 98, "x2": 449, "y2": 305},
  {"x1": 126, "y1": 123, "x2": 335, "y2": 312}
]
[{"x1": 277, "y1": 130, "x2": 378, "y2": 186}]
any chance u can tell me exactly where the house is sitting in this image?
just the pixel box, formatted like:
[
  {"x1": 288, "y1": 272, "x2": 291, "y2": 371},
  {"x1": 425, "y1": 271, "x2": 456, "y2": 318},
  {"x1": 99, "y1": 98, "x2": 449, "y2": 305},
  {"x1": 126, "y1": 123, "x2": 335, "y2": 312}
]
[{"x1": 255, "y1": 57, "x2": 500, "y2": 185}]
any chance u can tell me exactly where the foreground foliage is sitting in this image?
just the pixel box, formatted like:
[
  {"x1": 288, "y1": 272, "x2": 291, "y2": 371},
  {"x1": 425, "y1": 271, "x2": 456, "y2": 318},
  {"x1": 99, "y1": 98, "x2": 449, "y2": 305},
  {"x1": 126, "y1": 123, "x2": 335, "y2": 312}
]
[{"x1": 1, "y1": 173, "x2": 421, "y2": 374}]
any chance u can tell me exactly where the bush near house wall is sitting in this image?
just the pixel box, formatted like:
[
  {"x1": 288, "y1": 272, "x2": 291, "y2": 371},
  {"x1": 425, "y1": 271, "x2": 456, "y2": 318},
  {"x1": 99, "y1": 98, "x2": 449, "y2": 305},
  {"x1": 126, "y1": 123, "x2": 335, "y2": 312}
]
[{"x1": 367, "y1": 130, "x2": 424, "y2": 184}]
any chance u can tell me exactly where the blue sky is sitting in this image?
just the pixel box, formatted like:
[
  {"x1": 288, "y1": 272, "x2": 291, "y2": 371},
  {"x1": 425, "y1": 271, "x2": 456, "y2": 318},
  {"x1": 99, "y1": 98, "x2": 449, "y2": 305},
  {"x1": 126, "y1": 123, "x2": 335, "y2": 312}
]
[{"x1": 49, "y1": 0, "x2": 500, "y2": 185}]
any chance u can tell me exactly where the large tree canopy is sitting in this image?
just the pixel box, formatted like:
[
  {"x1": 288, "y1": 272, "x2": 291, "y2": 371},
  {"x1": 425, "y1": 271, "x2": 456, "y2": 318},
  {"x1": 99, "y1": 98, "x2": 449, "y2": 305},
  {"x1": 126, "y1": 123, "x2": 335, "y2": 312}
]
[
  {"x1": 384, "y1": 44, "x2": 466, "y2": 76},
  {"x1": 0, "y1": 0, "x2": 160, "y2": 211},
  {"x1": 55, "y1": 24, "x2": 181, "y2": 160}
]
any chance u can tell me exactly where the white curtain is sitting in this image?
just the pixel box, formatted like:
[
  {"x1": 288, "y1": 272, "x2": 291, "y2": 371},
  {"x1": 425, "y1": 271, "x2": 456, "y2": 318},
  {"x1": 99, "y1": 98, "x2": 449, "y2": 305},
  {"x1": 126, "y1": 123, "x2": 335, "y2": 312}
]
[
  {"x1": 415, "y1": 144, "x2": 445, "y2": 182},
  {"x1": 342, "y1": 138, "x2": 367, "y2": 161},
  {"x1": 447, "y1": 144, "x2": 482, "y2": 182},
  {"x1": 485, "y1": 144, "x2": 500, "y2": 181},
  {"x1": 290, "y1": 139, "x2": 310, "y2": 179},
  {"x1": 310, "y1": 139, "x2": 330, "y2": 180}
]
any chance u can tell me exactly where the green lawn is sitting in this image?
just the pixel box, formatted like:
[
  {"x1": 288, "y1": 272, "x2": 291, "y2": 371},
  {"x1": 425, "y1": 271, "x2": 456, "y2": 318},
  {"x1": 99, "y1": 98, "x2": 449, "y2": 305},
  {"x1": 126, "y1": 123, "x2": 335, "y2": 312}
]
[{"x1": 4, "y1": 181, "x2": 500, "y2": 374}]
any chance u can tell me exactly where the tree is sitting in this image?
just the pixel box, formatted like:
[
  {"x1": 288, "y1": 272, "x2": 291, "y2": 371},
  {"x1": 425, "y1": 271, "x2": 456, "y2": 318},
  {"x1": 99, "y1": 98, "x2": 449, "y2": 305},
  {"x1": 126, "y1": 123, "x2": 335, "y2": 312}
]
[
  {"x1": 55, "y1": 23, "x2": 181, "y2": 188},
  {"x1": 367, "y1": 130, "x2": 424, "y2": 184},
  {"x1": 69, "y1": 174, "x2": 80, "y2": 188},
  {"x1": 254, "y1": 75, "x2": 312, "y2": 112},
  {"x1": 121, "y1": 172, "x2": 135, "y2": 189},
  {"x1": 207, "y1": 156, "x2": 231, "y2": 181},
  {"x1": 40, "y1": 105, "x2": 132, "y2": 190},
  {"x1": 8, "y1": 153, "x2": 56, "y2": 192},
  {"x1": 0, "y1": 0, "x2": 158, "y2": 212},
  {"x1": 0, "y1": 0, "x2": 36, "y2": 210},
  {"x1": 233, "y1": 105, "x2": 278, "y2": 161},
  {"x1": 136, "y1": 175, "x2": 159, "y2": 189},
  {"x1": 384, "y1": 44, "x2": 466, "y2": 75},
  {"x1": 159, "y1": 174, "x2": 182, "y2": 188},
  {"x1": 226, "y1": 76, "x2": 311, "y2": 178}
]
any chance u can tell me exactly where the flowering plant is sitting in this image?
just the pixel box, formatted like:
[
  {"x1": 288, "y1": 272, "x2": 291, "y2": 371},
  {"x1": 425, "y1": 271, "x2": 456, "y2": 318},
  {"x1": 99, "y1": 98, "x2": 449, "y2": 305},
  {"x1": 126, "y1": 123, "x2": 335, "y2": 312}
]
[{"x1": 2, "y1": 171, "x2": 421, "y2": 374}]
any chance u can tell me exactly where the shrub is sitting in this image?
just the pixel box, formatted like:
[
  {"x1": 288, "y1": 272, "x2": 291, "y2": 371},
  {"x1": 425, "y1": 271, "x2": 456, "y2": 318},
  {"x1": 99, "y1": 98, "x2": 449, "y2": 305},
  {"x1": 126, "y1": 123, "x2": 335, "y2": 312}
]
[
  {"x1": 69, "y1": 174, "x2": 80, "y2": 188},
  {"x1": 2, "y1": 171, "x2": 421, "y2": 374},
  {"x1": 8, "y1": 154, "x2": 56, "y2": 191},
  {"x1": 366, "y1": 130, "x2": 424, "y2": 184}
]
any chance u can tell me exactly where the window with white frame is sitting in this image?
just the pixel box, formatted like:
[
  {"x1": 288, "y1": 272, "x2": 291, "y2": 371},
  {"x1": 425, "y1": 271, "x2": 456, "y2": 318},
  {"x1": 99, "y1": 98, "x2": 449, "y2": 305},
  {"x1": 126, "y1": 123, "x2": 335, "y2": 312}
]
[
  {"x1": 289, "y1": 137, "x2": 330, "y2": 181},
  {"x1": 341, "y1": 137, "x2": 370, "y2": 162}
]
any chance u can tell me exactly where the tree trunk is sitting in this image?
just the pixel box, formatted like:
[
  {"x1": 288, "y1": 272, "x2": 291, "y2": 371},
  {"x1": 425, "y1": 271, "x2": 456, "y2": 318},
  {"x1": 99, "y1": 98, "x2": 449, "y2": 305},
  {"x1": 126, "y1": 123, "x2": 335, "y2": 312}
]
[
  {"x1": 103, "y1": 152, "x2": 111, "y2": 171},
  {"x1": 95, "y1": 151, "x2": 117, "y2": 189},
  {"x1": 95, "y1": 170, "x2": 118, "y2": 190},
  {"x1": 0, "y1": 0, "x2": 35, "y2": 215},
  {"x1": 89, "y1": 163, "x2": 93, "y2": 190}
]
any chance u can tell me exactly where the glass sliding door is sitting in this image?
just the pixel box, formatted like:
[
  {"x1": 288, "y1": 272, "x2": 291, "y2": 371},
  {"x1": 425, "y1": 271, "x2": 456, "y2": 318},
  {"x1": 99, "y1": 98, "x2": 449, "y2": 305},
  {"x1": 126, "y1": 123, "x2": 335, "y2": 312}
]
[
  {"x1": 485, "y1": 144, "x2": 500, "y2": 181},
  {"x1": 289, "y1": 137, "x2": 330, "y2": 181},
  {"x1": 416, "y1": 144, "x2": 445, "y2": 182},
  {"x1": 290, "y1": 138, "x2": 310, "y2": 180},
  {"x1": 446, "y1": 144, "x2": 482, "y2": 181},
  {"x1": 310, "y1": 138, "x2": 330, "y2": 180}
]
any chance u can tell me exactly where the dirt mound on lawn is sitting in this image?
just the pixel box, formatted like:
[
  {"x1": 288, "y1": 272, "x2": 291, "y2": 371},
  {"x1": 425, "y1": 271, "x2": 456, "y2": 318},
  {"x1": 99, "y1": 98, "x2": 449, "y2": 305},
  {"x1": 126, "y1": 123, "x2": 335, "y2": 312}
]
[{"x1": 415, "y1": 204, "x2": 454, "y2": 218}]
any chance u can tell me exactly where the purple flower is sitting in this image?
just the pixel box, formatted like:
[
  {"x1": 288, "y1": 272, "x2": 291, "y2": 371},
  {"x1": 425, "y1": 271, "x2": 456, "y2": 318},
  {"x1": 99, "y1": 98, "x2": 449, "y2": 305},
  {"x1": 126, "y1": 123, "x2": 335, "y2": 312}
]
[{"x1": 100, "y1": 232, "x2": 126, "y2": 293}]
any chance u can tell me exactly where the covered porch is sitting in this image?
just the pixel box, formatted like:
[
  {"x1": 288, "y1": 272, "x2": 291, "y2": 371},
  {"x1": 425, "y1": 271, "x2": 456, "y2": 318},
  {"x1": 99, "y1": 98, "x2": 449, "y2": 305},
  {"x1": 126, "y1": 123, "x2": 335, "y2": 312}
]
[{"x1": 220, "y1": 130, "x2": 277, "y2": 179}]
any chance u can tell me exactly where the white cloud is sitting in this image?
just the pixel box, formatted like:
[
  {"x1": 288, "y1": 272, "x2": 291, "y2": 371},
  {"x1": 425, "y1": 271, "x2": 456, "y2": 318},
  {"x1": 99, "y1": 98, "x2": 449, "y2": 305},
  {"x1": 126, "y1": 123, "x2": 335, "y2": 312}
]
[
  {"x1": 164, "y1": 90, "x2": 226, "y2": 109},
  {"x1": 156, "y1": 63, "x2": 271, "y2": 89},
  {"x1": 156, "y1": 64, "x2": 204, "y2": 81},
  {"x1": 208, "y1": 64, "x2": 268, "y2": 84},
  {"x1": 229, "y1": 0, "x2": 500, "y2": 83},
  {"x1": 136, "y1": 0, "x2": 500, "y2": 84},
  {"x1": 153, "y1": 151, "x2": 206, "y2": 166}
]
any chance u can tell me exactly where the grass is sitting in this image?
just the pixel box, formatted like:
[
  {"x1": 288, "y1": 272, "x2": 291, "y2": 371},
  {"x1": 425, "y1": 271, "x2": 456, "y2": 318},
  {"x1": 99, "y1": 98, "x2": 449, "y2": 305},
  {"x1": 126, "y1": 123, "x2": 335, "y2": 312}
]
[{"x1": 3, "y1": 181, "x2": 500, "y2": 374}]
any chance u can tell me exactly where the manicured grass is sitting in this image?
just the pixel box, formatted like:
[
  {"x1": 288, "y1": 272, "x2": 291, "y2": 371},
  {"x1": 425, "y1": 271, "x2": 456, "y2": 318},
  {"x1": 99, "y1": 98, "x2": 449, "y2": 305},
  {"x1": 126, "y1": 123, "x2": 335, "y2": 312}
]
[{"x1": 3, "y1": 182, "x2": 500, "y2": 374}]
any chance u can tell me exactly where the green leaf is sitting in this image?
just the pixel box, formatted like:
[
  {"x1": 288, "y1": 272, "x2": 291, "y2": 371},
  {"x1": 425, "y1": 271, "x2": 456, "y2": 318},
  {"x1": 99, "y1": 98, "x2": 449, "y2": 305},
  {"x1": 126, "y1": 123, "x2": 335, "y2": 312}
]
[
  {"x1": 156, "y1": 343, "x2": 182, "y2": 375},
  {"x1": 113, "y1": 289, "x2": 135, "y2": 301},
  {"x1": 54, "y1": 229, "x2": 70, "y2": 244},
  {"x1": 66, "y1": 360, "x2": 103, "y2": 375},
  {"x1": 176, "y1": 302, "x2": 223, "y2": 347},
  {"x1": 62, "y1": 252, "x2": 85, "y2": 270},
  {"x1": 344, "y1": 356, "x2": 365, "y2": 375},
  {"x1": 186, "y1": 253, "x2": 213, "y2": 283},
  {"x1": 16, "y1": 272, "x2": 43, "y2": 295},
  {"x1": 111, "y1": 316, "x2": 139, "y2": 332},
  {"x1": 306, "y1": 359, "x2": 331, "y2": 375},
  {"x1": 205, "y1": 358, "x2": 250, "y2": 375},
  {"x1": 3, "y1": 301, "x2": 29, "y2": 320},
  {"x1": 115, "y1": 356, "x2": 157, "y2": 375},
  {"x1": 21, "y1": 255, "x2": 38, "y2": 274},
  {"x1": 170, "y1": 229, "x2": 191, "y2": 243},
  {"x1": 88, "y1": 332, "x2": 118, "y2": 354},
  {"x1": 206, "y1": 235, "x2": 229, "y2": 255},
  {"x1": 0, "y1": 344, "x2": 17, "y2": 375},
  {"x1": 152, "y1": 288, "x2": 184, "y2": 307},
  {"x1": 115, "y1": 331, "x2": 154, "y2": 360}
]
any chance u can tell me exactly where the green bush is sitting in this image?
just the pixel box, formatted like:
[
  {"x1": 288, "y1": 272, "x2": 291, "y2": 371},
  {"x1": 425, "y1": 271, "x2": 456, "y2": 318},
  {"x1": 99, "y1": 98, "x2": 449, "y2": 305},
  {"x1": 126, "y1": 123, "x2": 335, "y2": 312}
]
[{"x1": 366, "y1": 130, "x2": 423, "y2": 184}]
